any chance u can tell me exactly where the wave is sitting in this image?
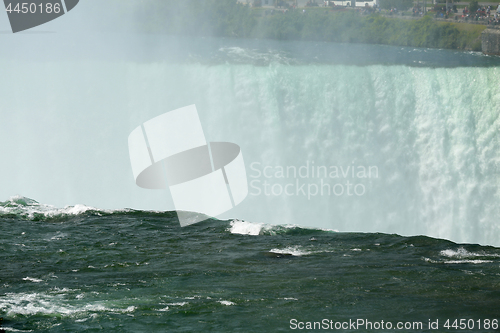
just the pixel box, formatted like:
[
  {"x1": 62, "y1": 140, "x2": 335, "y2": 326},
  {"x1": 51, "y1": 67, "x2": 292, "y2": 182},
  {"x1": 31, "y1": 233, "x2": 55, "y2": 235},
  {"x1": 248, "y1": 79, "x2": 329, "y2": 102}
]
[
  {"x1": 21, "y1": 277, "x2": 43, "y2": 283},
  {"x1": 269, "y1": 246, "x2": 313, "y2": 257},
  {"x1": 424, "y1": 257, "x2": 494, "y2": 265},
  {"x1": 420, "y1": 246, "x2": 500, "y2": 264},
  {"x1": 0, "y1": 291, "x2": 235, "y2": 319},
  {"x1": 228, "y1": 220, "x2": 265, "y2": 235},
  {"x1": 227, "y1": 219, "x2": 338, "y2": 236},
  {"x1": 440, "y1": 247, "x2": 500, "y2": 259},
  {"x1": 0, "y1": 195, "x2": 108, "y2": 220},
  {"x1": 2, "y1": 197, "x2": 500, "y2": 262},
  {"x1": 0, "y1": 196, "x2": 341, "y2": 237},
  {"x1": 0, "y1": 196, "x2": 163, "y2": 221},
  {"x1": 0, "y1": 291, "x2": 136, "y2": 318}
]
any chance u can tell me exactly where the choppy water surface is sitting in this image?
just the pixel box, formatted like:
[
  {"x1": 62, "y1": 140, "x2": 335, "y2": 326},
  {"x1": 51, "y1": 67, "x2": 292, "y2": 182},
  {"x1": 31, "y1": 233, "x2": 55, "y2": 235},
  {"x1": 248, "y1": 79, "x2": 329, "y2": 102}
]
[{"x1": 1, "y1": 197, "x2": 499, "y2": 332}]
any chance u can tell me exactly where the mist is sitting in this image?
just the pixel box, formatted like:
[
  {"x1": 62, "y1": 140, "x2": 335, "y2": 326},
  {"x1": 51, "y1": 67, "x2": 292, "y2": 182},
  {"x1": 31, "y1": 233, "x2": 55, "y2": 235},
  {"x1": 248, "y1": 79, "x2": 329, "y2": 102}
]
[{"x1": 1, "y1": 1, "x2": 500, "y2": 247}]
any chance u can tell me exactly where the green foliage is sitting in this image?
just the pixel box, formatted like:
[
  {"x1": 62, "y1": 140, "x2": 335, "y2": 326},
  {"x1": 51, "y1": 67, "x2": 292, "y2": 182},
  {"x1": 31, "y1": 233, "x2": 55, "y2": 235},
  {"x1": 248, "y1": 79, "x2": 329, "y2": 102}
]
[
  {"x1": 253, "y1": 11, "x2": 483, "y2": 50},
  {"x1": 138, "y1": 0, "x2": 485, "y2": 51},
  {"x1": 137, "y1": 0, "x2": 256, "y2": 37},
  {"x1": 469, "y1": 0, "x2": 479, "y2": 13},
  {"x1": 379, "y1": 0, "x2": 414, "y2": 11}
]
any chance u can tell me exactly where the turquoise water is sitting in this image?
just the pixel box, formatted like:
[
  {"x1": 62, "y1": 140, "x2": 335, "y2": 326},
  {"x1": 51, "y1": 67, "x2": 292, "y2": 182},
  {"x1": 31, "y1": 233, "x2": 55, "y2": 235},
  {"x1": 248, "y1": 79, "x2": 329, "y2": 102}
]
[
  {"x1": 1, "y1": 197, "x2": 499, "y2": 332},
  {"x1": 1, "y1": 36, "x2": 500, "y2": 245}
]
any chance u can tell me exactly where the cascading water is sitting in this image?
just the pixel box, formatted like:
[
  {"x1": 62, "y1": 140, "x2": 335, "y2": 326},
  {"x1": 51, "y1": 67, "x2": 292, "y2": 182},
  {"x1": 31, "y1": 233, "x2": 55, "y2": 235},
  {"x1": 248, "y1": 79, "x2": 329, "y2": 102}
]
[{"x1": 1, "y1": 33, "x2": 499, "y2": 246}]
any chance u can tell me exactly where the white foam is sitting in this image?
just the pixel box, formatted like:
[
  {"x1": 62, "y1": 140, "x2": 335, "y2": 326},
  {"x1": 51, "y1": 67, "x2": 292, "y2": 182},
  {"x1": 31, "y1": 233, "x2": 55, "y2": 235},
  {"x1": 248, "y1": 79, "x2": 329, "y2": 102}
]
[
  {"x1": 440, "y1": 247, "x2": 500, "y2": 259},
  {"x1": 424, "y1": 257, "x2": 493, "y2": 264},
  {"x1": 280, "y1": 224, "x2": 338, "y2": 233},
  {"x1": 269, "y1": 246, "x2": 311, "y2": 257},
  {"x1": 229, "y1": 220, "x2": 263, "y2": 236},
  {"x1": 122, "y1": 306, "x2": 136, "y2": 313},
  {"x1": 218, "y1": 300, "x2": 235, "y2": 306},
  {"x1": 63, "y1": 204, "x2": 96, "y2": 215},
  {"x1": 0, "y1": 196, "x2": 98, "y2": 219},
  {"x1": 166, "y1": 302, "x2": 188, "y2": 306},
  {"x1": 0, "y1": 195, "x2": 129, "y2": 220},
  {"x1": 0, "y1": 293, "x2": 77, "y2": 316},
  {"x1": 443, "y1": 260, "x2": 493, "y2": 264},
  {"x1": 228, "y1": 219, "x2": 337, "y2": 236},
  {"x1": 75, "y1": 318, "x2": 89, "y2": 323},
  {"x1": 48, "y1": 232, "x2": 68, "y2": 241},
  {"x1": 22, "y1": 277, "x2": 43, "y2": 283},
  {"x1": 51, "y1": 287, "x2": 72, "y2": 293},
  {"x1": 0, "y1": 292, "x2": 137, "y2": 317},
  {"x1": 1, "y1": 327, "x2": 33, "y2": 332}
]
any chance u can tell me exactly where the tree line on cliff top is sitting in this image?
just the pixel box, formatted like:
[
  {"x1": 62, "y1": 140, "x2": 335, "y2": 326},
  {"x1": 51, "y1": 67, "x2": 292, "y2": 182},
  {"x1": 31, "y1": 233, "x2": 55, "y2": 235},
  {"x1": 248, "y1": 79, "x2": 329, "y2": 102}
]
[{"x1": 135, "y1": 0, "x2": 483, "y2": 51}]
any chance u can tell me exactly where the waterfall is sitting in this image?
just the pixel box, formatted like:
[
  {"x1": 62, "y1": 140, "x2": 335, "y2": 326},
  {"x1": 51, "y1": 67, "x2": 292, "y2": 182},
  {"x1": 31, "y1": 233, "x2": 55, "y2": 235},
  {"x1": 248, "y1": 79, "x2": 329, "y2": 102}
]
[{"x1": 1, "y1": 34, "x2": 499, "y2": 246}]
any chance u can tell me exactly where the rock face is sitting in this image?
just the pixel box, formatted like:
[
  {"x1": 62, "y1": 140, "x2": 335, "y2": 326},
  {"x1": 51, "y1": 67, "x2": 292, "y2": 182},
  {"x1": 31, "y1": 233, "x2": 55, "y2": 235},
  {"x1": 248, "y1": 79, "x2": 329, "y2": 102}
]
[{"x1": 482, "y1": 29, "x2": 500, "y2": 55}]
